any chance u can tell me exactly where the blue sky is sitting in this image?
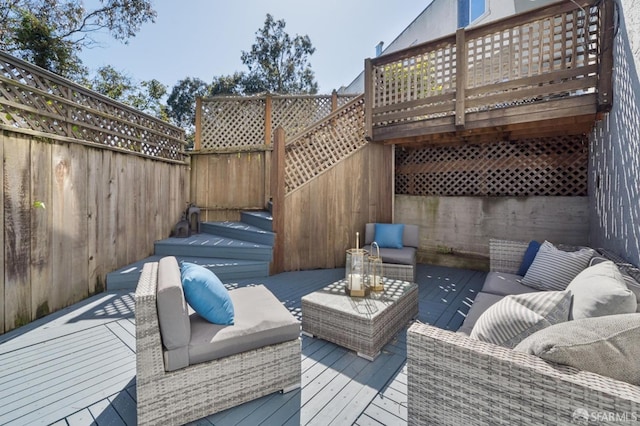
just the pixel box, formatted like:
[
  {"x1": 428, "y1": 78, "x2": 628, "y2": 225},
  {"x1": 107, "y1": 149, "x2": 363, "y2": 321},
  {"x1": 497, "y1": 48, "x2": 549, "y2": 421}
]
[{"x1": 80, "y1": 1, "x2": 431, "y2": 94}]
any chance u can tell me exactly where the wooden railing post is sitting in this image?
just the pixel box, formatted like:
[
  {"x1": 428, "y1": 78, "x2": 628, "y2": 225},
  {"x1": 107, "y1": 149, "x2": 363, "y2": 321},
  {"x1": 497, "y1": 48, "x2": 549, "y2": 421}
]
[
  {"x1": 331, "y1": 90, "x2": 338, "y2": 112},
  {"x1": 597, "y1": 0, "x2": 614, "y2": 112},
  {"x1": 455, "y1": 28, "x2": 467, "y2": 129},
  {"x1": 264, "y1": 93, "x2": 272, "y2": 146},
  {"x1": 364, "y1": 58, "x2": 373, "y2": 141},
  {"x1": 270, "y1": 126, "x2": 286, "y2": 274},
  {"x1": 194, "y1": 97, "x2": 202, "y2": 151}
]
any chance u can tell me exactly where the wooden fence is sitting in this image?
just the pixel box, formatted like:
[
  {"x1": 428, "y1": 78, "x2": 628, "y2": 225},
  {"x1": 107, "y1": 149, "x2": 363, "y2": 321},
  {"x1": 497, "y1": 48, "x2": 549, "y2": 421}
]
[
  {"x1": 365, "y1": 0, "x2": 614, "y2": 143},
  {"x1": 191, "y1": 92, "x2": 361, "y2": 221},
  {"x1": 270, "y1": 95, "x2": 393, "y2": 272},
  {"x1": 0, "y1": 54, "x2": 189, "y2": 334}
]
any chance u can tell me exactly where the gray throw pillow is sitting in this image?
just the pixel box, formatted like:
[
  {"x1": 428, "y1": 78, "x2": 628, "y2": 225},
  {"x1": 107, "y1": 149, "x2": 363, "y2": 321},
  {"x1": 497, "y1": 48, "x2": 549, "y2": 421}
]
[
  {"x1": 566, "y1": 260, "x2": 637, "y2": 319},
  {"x1": 470, "y1": 290, "x2": 571, "y2": 348},
  {"x1": 514, "y1": 313, "x2": 640, "y2": 385},
  {"x1": 521, "y1": 241, "x2": 594, "y2": 291}
]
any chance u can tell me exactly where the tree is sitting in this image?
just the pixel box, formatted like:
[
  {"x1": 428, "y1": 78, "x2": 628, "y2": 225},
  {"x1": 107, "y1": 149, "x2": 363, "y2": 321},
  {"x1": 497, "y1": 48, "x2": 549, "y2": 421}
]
[
  {"x1": 166, "y1": 77, "x2": 211, "y2": 135},
  {"x1": 240, "y1": 13, "x2": 318, "y2": 94},
  {"x1": 88, "y1": 65, "x2": 167, "y2": 119},
  {"x1": 0, "y1": 0, "x2": 156, "y2": 79}
]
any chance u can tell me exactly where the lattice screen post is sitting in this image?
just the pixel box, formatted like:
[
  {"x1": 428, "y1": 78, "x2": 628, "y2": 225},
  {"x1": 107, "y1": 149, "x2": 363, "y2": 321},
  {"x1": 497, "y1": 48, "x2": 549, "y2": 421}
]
[
  {"x1": 194, "y1": 97, "x2": 202, "y2": 151},
  {"x1": 364, "y1": 58, "x2": 373, "y2": 141},
  {"x1": 264, "y1": 93, "x2": 272, "y2": 146},
  {"x1": 455, "y1": 28, "x2": 467, "y2": 129},
  {"x1": 270, "y1": 126, "x2": 286, "y2": 274},
  {"x1": 597, "y1": 0, "x2": 614, "y2": 112}
]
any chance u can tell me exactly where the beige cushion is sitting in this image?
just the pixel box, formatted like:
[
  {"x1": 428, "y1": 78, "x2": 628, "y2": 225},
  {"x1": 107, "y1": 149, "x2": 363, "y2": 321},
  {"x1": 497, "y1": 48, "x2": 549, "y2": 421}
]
[
  {"x1": 481, "y1": 272, "x2": 542, "y2": 297},
  {"x1": 566, "y1": 261, "x2": 637, "y2": 319},
  {"x1": 470, "y1": 290, "x2": 571, "y2": 348},
  {"x1": 188, "y1": 285, "x2": 300, "y2": 365},
  {"x1": 521, "y1": 241, "x2": 594, "y2": 291},
  {"x1": 514, "y1": 313, "x2": 640, "y2": 385}
]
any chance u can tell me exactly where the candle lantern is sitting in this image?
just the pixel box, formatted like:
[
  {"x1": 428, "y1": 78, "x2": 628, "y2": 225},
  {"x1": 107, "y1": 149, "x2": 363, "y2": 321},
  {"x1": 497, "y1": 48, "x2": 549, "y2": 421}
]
[
  {"x1": 368, "y1": 242, "x2": 384, "y2": 292},
  {"x1": 346, "y1": 232, "x2": 367, "y2": 297}
]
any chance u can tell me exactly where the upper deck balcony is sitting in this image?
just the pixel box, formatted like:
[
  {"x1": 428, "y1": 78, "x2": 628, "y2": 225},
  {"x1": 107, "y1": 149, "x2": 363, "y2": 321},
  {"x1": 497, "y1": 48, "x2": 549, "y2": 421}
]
[{"x1": 364, "y1": 0, "x2": 614, "y2": 146}]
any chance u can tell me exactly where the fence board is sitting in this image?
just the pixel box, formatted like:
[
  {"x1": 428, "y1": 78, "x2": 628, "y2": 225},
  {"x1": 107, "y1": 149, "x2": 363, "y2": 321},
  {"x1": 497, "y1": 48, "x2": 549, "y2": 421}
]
[
  {"x1": 30, "y1": 139, "x2": 53, "y2": 318},
  {"x1": 0, "y1": 133, "x2": 3, "y2": 333},
  {"x1": 3, "y1": 134, "x2": 31, "y2": 330}
]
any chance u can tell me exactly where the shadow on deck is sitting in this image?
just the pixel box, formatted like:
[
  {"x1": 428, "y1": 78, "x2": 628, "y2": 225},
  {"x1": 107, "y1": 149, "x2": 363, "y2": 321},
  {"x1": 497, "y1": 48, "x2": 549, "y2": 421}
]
[{"x1": 0, "y1": 264, "x2": 486, "y2": 426}]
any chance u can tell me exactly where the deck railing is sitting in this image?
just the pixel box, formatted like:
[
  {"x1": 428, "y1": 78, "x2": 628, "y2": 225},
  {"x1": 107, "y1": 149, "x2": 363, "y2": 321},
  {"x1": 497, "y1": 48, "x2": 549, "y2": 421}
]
[
  {"x1": 195, "y1": 92, "x2": 359, "y2": 151},
  {"x1": 0, "y1": 51, "x2": 187, "y2": 163},
  {"x1": 365, "y1": 0, "x2": 614, "y2": 141}
]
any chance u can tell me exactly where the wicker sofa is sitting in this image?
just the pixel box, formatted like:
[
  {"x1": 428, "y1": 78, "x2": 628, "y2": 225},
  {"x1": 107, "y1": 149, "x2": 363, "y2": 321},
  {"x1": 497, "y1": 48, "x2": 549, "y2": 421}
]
[
  {"x1": 135, "y1": 257, "x2": 301, "y2": 425},
  {"x1": 407, "y1": 239, "x2": 640, "y2": 425}
]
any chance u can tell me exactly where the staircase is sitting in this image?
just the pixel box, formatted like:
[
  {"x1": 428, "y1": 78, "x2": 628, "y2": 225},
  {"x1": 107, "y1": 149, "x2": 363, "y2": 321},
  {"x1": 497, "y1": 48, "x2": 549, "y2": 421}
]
[{"x1": 106, "y1": 211, "x2": 274, "y2": 290}]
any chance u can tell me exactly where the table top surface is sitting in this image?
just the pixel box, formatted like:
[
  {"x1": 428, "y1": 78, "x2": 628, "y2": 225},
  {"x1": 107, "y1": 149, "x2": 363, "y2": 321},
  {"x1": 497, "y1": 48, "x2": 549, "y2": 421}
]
[{"x1": 301, "y1": 277, "x2": 417, "y2": 319}]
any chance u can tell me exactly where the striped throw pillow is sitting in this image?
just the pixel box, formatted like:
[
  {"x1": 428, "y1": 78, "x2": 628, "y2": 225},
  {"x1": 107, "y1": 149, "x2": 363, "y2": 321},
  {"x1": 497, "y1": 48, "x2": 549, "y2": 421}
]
[
  {"x1": 521, "y1": 241, "x2": 595, "y2": 291},
  {"x1": 470, "y1": 290, "x2": 571, "y2": 348}
]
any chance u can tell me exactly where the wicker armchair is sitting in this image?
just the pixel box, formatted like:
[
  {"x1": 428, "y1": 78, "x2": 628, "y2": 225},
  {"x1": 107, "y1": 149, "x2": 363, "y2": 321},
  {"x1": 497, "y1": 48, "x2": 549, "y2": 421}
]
[
  {"x1": 407, "y1": 239, "x2": 640, "y2": 425},
  {"x1": 135, "y1": 261, "x2": 301, "y2": 426}
]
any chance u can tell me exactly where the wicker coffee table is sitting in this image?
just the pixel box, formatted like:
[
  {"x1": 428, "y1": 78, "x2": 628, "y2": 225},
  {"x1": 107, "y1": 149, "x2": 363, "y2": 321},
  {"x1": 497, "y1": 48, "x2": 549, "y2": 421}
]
[{"x1": 301, "y1": 278, "x2": 418, "y2": 360}]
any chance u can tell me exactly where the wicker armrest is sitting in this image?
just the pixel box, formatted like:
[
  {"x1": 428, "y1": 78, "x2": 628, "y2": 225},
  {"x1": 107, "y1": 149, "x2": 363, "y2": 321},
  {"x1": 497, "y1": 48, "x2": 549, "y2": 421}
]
[
  {"x1": 407, "y1": 322, "x2": 640, "y2": 425},
  {"x1": 489, "y1": 238, "x2": 529, "y2": 274}
]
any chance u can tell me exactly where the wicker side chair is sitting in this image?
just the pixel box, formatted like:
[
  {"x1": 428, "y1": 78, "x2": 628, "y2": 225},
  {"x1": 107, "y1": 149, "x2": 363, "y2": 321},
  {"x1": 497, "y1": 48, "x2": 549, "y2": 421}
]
[
  {"x1": 407, "y1": 239, "x2": 640, "y2": 425},
  {"x1": 135, "y1": 261, "x2": 301, "y2": 426}
]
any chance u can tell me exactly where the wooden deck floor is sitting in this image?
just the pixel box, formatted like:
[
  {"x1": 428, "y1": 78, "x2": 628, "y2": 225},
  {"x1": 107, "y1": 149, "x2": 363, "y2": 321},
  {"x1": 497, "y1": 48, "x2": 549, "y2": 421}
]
[{"x1": 0, "y1": 264, "x2": 486, "y2": 426}]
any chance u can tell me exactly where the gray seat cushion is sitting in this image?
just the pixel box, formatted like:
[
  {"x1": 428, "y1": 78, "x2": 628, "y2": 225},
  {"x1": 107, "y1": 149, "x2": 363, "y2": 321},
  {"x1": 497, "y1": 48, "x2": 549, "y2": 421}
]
[
  {"x1": 457, "y1": 292, "x2": 504, "y2": 335},
  {"x1": 481, "y1": 272, "x2": 542, "y2": 297},
  {"x1": 188, "y1": 285, "x2": 300, "y2": 365},
  {"x1": 363, "y1": 245, "x2": 416, "y2": 266},
  {"x1": 156, "y1": 257, "x2": 191, "y2": 371}
]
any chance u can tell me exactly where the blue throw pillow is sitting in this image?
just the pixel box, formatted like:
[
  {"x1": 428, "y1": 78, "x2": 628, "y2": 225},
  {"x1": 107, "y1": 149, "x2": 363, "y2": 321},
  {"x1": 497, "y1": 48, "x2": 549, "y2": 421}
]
[
  {"x1": 517, "y1": 240, "x2": 541, "y2": 276},
  {"x1": 374, "y1": 223, "x2": 405, "y2": 249},
  {"x1": 180, "y1": 262, "x2": 234, "y2": 325}
]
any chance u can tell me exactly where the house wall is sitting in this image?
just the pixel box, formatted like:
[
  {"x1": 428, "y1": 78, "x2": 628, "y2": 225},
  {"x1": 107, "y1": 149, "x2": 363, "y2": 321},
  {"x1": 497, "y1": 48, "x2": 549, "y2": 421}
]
[
  {"x1": 589, "y1": 0, "x2": 640, "y2": 266},
  {"x1": 341, "y1": 0, "x2": 457, "y2": 94}
]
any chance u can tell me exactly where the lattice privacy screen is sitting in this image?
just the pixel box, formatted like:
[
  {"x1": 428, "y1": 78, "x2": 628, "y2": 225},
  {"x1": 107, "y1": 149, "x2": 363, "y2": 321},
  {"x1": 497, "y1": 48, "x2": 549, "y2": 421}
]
[
  {"x1": 0, "y1": 52, "x2": 186, "y2": 162},
  {"x1": 369, "y1": 2, "x2": 601, "y2": 128},
  {"x1": 285, "y1": 96, "x2": 366, "y2": 193},
  {"x1": 199, "y1": 94, "x2": 358, "y2": 150},
  {"x1": 395, "y1": 135, "x2": 588, "y2": 197}
]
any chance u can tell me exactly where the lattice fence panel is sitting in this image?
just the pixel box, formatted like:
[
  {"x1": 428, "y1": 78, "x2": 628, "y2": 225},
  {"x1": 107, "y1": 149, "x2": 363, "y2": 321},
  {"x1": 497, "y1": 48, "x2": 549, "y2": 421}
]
[
  {"x1": 285, "y1": 96, "x2": 366, "y2": 193},
  {"x1": 369, "y1": 1, "x2": 605, "y2": 128},
  {"x1": 199, "y1": 97, "x2": 267, "y2": 150},
  {"x1": 0, "y1": 51, "x2": 186, "y2": 162},
  {"x1": 371, "y1": 41, "x2": 457, "y2": 127},
  {"x1": 200, "y1": 94, "x2": 358, "y2": 150},
  {"x1": 396, "y1": 135, "x2": 588, "y2": 197}
]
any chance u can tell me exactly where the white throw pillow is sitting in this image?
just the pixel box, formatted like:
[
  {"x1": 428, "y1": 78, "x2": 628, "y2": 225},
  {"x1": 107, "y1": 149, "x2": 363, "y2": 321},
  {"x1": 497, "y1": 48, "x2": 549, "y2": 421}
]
[
  {"x1": 470, "y1": 290, "x2": 571, "y2": 348},
  {"x1": 521, "y1": 241, "x2": 594, "y2": 291},
  {"x1": 566, "y1": 260, "x2": 637, "y2": 319},
  {"x1": 514, "y1": 313, "x2": 640, "y2": 385}
]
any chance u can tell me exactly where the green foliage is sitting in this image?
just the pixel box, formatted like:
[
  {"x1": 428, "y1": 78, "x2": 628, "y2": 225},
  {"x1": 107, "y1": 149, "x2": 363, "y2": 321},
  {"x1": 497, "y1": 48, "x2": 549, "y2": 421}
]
[
  {"x1": 0, "y1": 0, "x2": 156, "y2": 79},
  {"x1": 240, "y1": 13, "x2": 318, "y2": 94},
  {"x1": 166, "y1": 13, "x2": 318, "y2": 138},
  {"x1": 166, "y1": 77, "x2": 211, "y2": 135},
  {"x1": 88, "y1": 65, "x2": 168, "y2": 119}
]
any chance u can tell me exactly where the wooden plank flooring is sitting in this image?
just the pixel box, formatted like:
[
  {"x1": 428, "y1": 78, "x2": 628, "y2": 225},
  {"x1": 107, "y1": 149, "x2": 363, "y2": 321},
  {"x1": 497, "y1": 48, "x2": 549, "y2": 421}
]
[{"x1": 0, "y1": 264, "x2": 485, "y2": 425}]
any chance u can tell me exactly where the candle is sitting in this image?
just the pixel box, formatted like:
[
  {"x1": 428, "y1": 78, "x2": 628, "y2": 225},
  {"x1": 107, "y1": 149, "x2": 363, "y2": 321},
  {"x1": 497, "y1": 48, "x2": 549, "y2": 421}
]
[{"x1": 350, "y1": 273, "x2": 362, "y2": 291}]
